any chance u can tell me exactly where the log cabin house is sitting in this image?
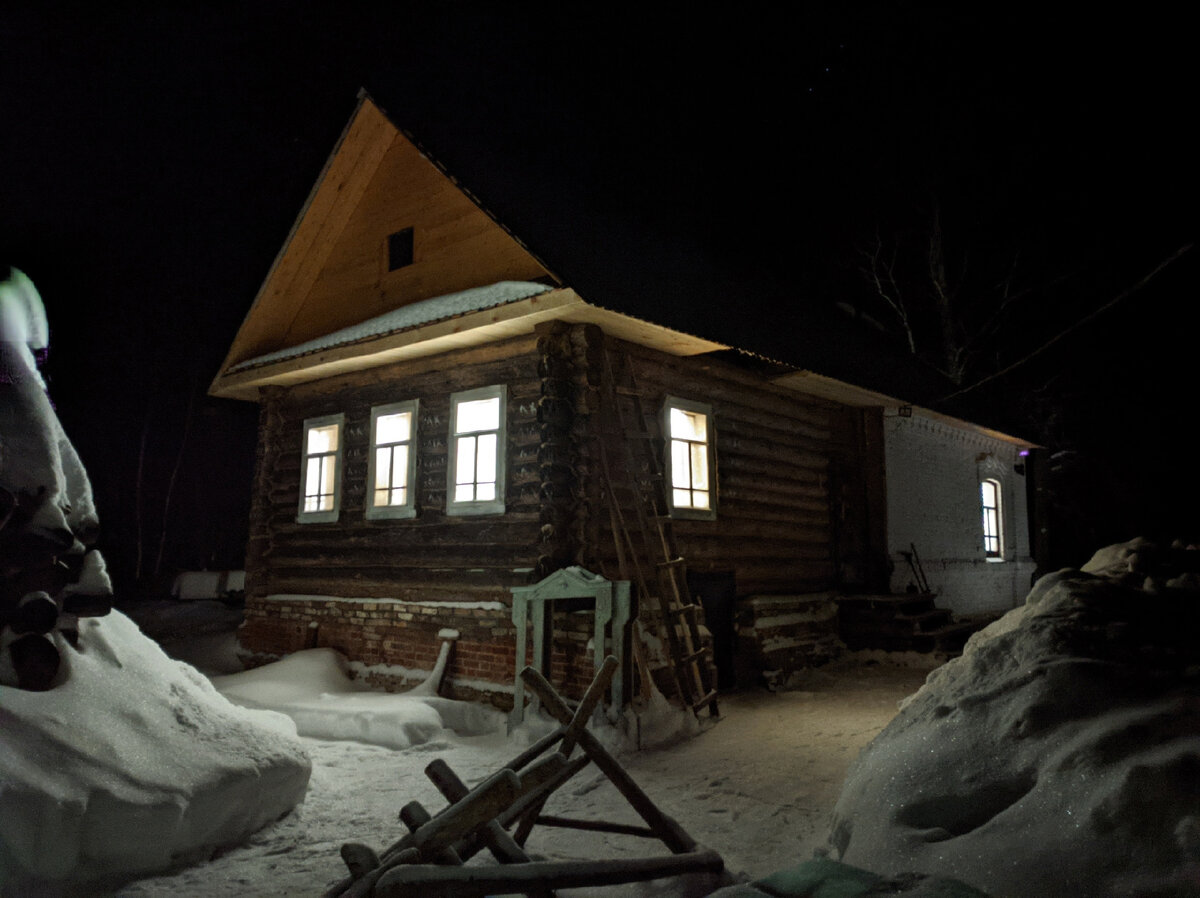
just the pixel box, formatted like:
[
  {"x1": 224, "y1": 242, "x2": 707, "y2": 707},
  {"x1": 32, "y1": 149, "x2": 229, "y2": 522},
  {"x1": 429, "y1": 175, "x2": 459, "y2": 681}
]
[{"x1": 210, "y1": 92, "x2": 1039, "y2": 708}]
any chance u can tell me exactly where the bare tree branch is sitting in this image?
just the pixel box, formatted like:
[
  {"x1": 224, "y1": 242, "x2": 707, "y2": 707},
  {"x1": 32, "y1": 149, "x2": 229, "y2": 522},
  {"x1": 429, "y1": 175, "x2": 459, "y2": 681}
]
[
  {"x1": 859, "y1": 229, "x2": 918, "y2": 354},
  {"x1": 940, "y1": 242, "x2": 1194, "y2": 402}
]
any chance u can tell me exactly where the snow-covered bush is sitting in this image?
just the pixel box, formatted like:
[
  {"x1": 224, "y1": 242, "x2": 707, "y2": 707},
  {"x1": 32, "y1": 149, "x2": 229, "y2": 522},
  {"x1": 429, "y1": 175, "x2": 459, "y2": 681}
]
[{"x1": 1, "y1": 266, "x2": 112, "y2": 690}]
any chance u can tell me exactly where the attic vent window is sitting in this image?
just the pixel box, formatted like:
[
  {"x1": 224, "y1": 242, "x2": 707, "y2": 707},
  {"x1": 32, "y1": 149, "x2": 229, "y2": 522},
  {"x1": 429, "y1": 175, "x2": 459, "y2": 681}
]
[{"x1": 387, "y1": 227, "x2": 414, "y2": 271}]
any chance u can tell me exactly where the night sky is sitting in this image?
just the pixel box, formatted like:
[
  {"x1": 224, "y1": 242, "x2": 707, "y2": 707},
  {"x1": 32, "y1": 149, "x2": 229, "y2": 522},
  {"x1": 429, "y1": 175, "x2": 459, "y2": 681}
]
[{"x1": 2, "y1": 6, "x2": 1195, "y2": 585}]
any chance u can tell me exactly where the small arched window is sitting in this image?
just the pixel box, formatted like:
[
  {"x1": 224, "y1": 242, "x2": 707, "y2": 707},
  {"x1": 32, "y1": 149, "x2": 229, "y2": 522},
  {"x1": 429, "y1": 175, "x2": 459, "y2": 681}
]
[{"x1": 980, "y1": 478, "x2": 1003, "y2": 558}]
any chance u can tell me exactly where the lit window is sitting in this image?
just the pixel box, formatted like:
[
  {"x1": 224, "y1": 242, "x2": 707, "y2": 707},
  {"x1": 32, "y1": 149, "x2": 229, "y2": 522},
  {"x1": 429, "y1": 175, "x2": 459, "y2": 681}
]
[
  {"x1": 663, "y1": 397, "x2": 716, "y2": 519},
  {"x1": 981, "y1": 478, "x2": 1002, "y2": 558},
  {"x1": 298, "y1": 414, "x2": 344, "y2": 522},
  {"x1": 447, "y1": 385, "x2": 506, "y2": 515},
  {"x1": 367, "y1": 401, "x2": 418, "y2": 520}
]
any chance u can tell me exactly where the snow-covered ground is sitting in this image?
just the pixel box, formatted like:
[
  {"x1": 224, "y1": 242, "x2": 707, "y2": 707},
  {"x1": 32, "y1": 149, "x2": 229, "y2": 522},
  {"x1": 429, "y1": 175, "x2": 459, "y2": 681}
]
[{"x1": 104, "y1": 606, "x2": 928, "y2": 897}]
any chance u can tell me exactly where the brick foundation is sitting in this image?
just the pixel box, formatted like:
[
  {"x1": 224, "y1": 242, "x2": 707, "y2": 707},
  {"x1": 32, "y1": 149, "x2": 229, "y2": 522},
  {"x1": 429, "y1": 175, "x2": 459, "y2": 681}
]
[{"x1": 238, "y1": 594, "x2": 605, "y2": 709}]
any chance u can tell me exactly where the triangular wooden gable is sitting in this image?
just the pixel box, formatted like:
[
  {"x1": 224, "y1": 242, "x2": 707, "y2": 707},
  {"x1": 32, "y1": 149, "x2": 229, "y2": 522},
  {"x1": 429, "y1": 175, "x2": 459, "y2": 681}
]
[{"x1": 213, "y1": 91, "x2": 557, "y2": 380}]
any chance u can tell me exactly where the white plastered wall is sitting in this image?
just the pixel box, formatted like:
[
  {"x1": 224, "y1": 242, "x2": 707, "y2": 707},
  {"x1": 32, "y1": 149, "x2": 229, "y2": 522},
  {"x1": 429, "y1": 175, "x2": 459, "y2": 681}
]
[{"x1": 882, "y1": 410, "x2": 1035, "y2": 614}]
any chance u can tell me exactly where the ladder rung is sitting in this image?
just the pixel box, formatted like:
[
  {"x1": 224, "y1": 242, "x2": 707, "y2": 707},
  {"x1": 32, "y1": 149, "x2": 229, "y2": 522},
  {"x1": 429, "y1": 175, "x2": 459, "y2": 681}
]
[
  {"x1": 657, "y1": 557, "x2": 685, "y2": 569},
  {"x1": 614, "y1": 386, "x2": 641, "y2": 396},
  {"x1": 682, "y1": 647, "x2": 708, "y2": 664},
  {"x1": 690, "y1": 690, "x2": 719, "y2": 713},
  {"x1": 665, "y1": 603, "x2": 698, "y2": 617}
]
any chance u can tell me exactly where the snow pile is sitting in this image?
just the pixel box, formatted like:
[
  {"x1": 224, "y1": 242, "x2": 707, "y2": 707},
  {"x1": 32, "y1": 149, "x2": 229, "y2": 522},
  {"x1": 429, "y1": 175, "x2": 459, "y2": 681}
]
[
  {"x1": 0, "y1": 610, "x2": 312, "y2": 895},
  {"x1": 826, "y1": 538, "x2": 1200, "y2": 897},
  {"x1": 212, "y1": 647, "x2": 503, "y2": 749}
]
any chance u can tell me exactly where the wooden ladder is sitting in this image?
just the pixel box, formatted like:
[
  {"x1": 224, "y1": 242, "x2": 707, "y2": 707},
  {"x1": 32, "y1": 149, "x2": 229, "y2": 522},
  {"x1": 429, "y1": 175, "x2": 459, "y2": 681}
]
[{"x1": 596, "y1": 342, "x2": 718, "y2": 719}]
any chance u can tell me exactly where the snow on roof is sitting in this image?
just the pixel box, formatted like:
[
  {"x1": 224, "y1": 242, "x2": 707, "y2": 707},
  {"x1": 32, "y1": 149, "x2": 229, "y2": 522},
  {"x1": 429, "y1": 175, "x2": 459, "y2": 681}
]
[{"x1": 230, "y1": 280, "x2": 552, "y2": 373}]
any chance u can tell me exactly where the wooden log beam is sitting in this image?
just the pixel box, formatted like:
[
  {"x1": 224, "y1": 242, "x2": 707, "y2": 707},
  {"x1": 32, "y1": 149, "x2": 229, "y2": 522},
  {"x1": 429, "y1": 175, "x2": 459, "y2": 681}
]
[
  {"x1": 513, "y1": 656, "x2": 617, "y2": 845},
  {"x1": 424, "y1": 759, "x2": 533, "y2": 866},
  {"x1": 532, "y1": 815, "x2": 658, "y2": 839},
  {"x1": 338, "y1": 843, "x2": 380, "y2": 881},
  {"x1": 518, "y1": 666, "x2": 697, "y2": 854},
  {"x1": 407, "y1": 769, "x2": 521, "y2": 857},
  {"x1": 399, "y1": 801, "x2": 463, "y2": 865},
  {"x1": 423, "y1": 760, "x2": 558, "y2": 898},
  {"x1": 373, "y1": 848, "x2": 726, "y2": 897}
]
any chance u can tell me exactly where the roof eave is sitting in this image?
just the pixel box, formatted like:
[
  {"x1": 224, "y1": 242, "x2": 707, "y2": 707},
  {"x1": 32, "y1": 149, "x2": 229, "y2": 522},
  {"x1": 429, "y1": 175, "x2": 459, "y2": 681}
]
[{"x1": 208, "y1": 287, "x2": 728, "y2": 400}]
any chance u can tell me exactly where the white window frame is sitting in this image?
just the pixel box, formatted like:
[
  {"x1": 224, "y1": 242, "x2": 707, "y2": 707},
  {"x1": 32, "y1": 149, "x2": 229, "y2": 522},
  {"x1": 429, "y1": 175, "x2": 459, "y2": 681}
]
[
  {"x1": 366, "y1": 400, "x2": 419, "y2": 520},
  {"x1": 981, "y1": 477, "x2": 1003, "y2": 560},
  {"x1": 662, "y1": 396, "x2": 716, "y2": 521},
  {"x1": 297, "y1": 413, "x2": 344, "y2": 523},
  {"x1": 446, "y1": 385, "x2": 507, "y2": 516}
]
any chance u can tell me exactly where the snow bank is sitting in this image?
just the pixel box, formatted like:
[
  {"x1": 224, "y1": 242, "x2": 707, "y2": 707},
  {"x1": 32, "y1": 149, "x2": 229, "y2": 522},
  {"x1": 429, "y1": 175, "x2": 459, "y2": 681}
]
[
  {"x1": 0, "y1": 610, "x2": 312, "y2": 896},
  {"x1": 827, "y1": 538, "x2": 1200, "y2": 897},
  {"x1": 212, "y1": 647, "x2": 502, "y2": 749}
]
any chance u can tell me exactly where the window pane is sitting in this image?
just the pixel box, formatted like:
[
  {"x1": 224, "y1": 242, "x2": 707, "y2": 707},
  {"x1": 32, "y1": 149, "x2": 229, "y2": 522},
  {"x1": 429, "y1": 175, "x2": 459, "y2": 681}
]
[
  {"x1": 981, "y1": 481, "x2": 997, "y2": 507},
  {"x1": 319, "y1": 456, "x2": 336, "y2": 504},
  {"x1": 455, "y1": 483, "x2": 475, "y2": 502},
  {"x1": 476, "y1": 483, "x2": 496, "y2": 502},
  {"x1": 669, "y1": 407, "x2": 706, "y2": 441},
  {"x1": 376, "y1": 411, "x2": 411, "y2": 445},
  {"x1": 456, "y1": 435, "x2": 477, "y2": 485},
  {"x1": 307, "y1": 424, "x2": 338, "y2": 454},
  {"x1": 456, "y1": 397, "x2": 499, "y2": 434},
  {"x1": 689, "y1": 444, "x2": 709, "y2": 490},
  {"x1": 475, "y1": 433, "x2": 497, "y2": 485},
  {"x1": 374, "y1": 447, "x2": 392, "y2": 494},
  {"x1": 306, "y1": 457, "x2": 322, "y2": 499},
  {"x1": 391, "y1": 445, "x2": 409, "y2": 492},
  {"x1": 671, "y1": 440, "x2": 691, "y2": 489},
  {"x1": 673, "y1": 488, "x2": 692, "y2": 507},
  {"x1": 691, "y1": 489, "x2": 710, "y2": 510}
]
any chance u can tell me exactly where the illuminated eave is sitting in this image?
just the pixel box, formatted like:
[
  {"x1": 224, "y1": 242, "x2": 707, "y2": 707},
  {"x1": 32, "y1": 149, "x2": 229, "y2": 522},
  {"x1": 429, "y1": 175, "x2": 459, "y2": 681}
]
[{"x1": 208, "y1": 287, "x2": 727, "y2": 400}]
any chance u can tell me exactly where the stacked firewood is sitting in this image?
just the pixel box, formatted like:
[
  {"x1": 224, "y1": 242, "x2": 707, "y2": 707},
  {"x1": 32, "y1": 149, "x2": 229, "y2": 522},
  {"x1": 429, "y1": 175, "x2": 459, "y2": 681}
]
[{"x1": 0, "y1": 486, "x2": 112, "y2": 691}]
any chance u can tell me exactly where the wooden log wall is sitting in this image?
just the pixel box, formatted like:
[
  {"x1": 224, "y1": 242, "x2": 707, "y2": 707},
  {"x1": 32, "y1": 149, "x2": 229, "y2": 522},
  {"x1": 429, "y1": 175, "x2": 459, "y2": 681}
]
[
  {"x1": 245, "y1": 335, "x2": 544, "y2": 605},
  {"x1": 533, "y1": 321, "x2": 582, "y2": 579},
  {"x1": 572, "y1": 329, "x2": 881, "y2": 597},
  {"x1": 239, "y1": 332, "x2": 613, "y2": 702}
]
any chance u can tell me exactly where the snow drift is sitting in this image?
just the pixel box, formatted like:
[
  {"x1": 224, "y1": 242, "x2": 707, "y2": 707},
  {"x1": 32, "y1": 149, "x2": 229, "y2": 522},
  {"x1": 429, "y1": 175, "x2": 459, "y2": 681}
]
[
  {"x1": 827, "y1": 538, "x2": 1200, "y2": 897},
  {"x1": 211, "y1": 647, "x2": 503, "y2": 749},
  {"x1": 0, "y1": 610, "x2": 312, "y2": 895}
]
